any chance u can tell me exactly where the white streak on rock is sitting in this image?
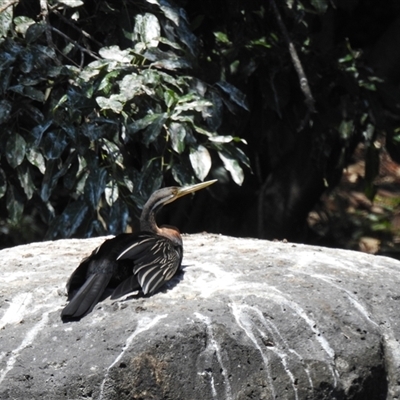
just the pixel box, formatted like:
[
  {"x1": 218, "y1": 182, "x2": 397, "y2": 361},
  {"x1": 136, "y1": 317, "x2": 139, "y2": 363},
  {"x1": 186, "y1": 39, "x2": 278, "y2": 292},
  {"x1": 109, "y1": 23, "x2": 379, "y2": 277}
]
[
  {"x1": 98, "y1": 314, "x2": 167, "y2": 400},
  {"x1": 268, "y1": 287, "x2": 336, "y2": 360},
  {"x1": 0, "y1": 311, "x2": 49, "y2": 386},
  {"x1": 195, "y1": 312, "x2": 232, "y2": 400},
  {"x1": 0, "y1": 293, "x2": 32, "y2": 330},
  {"x1": 251, "y1": 305, "x2": 314, "y2": 392},
  {"x1": 231, "y1": 302, "x2": 277, "y2": 399},
  {"x1": 231, "y1": 303, "x2": 299, "y2": 400},
  {"x1": 310, "y1": 273, "x2": 379, "y2": 327}
]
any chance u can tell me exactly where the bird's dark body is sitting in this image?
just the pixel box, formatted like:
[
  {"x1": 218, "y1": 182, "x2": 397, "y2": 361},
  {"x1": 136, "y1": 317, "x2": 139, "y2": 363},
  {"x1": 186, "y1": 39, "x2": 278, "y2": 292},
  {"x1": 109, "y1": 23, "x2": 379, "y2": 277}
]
[
  {"x1": 61, "y1": 232, "x2": 182, "y2": 320},
  {"x1": 61, "y1": 179, "x2": 216, "y2": 321}
]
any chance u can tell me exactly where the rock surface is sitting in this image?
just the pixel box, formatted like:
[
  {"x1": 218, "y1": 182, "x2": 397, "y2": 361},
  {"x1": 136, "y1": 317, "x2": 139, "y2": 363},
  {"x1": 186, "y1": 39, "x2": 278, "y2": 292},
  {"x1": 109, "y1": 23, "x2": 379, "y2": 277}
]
[{"x1": 0, "y1": 233, "x2": 399, "y2": 399}]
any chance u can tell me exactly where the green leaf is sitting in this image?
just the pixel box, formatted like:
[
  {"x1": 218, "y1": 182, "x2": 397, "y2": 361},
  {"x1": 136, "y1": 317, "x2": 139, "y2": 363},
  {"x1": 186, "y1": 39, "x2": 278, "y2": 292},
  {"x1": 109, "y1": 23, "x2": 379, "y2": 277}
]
[
  {"x1": 14, "y1": 16, "x2": 35, "y2": 36},
  {"x1": 25, "y1": 23, "x2": 46, "y2": 44},
  {"x1": 133, "y1": 13, "x2": 161, "y2": 48},
  {"x1": 218, "y1": 151, "x2": 244, "y2": 185},
  {"x1": 174, "y1": 99, "x2": 213, "y2": 113},
  {"x1": 107, "y1": 199, "x2": 129, "y2": 234},
  {"x1": 119, "y1": 74, "x2": 144, "y2": 100},
  {"x1": 17, "y1": 162, "x2": 35, "y2": 200},
  {"x1": 6, "y1": 185, "x2": 25, "y2": 223},
  {"x1": 142, "y1": 114, "x2": 167, "y2": 146},
  {"x1": 40, "y1": 159, "x2": 56, "y2": 202},
  {"x1": 30, "y1": 120, "x2": 52, "y2": 145},
  {"x1": 105, "y1": 180, "x2": 119, "y2": 206},
  {"x1": 49, "y1": 200, "x2": 89, "y2": 238},
  {"x1": 164, "y1": 89, "x2": 178, "y2": 109},
  {"x1": 208, "y1": 135, "x2": 234, "y2": 143},
  {"x1": 171, "y1": 162, "x2": 193, "y2": 186},
  {"x1": 42, "y1": 131, "x2": 68, "y2": 160},
  {"x1": 0, "y1": 0, "x2": 13, "y2": 38},
  {"x1": 57, "y1": 0, "x2": 84, "y2": 7},
  {"x1": 168, "y1": 122, "x2": 186, "y2": 154},
  {"x1": 26, "y1": 148, "x2": 46, "y2": 174},
  {"x1": 101, "y1": 139, "x2": 124, "y2": 166},
  {"x1": 338, "y1": 120, "x2": 354, "y2": 140},
  {"x1": 214, "y1": 31, "x2": 231, "y2": 45},
  {"x1": 189, "y1": 145, "x2": 211, "y2": 181},
  {"x1": 0, "y1": 99, "x2": 12, "y2": 124},
  {"x1": 216, "y1": 81, "x2": 250, "y2": 111},
  {"x1": 6, "y1": 133, "x2": 26, "y2": 168},
  {"x1": 25, "y1": 87, "x2": 45, "y2": 102},
  {"x1": 311, "y1": 0, "x2": 328, "y2": 14},
  {"x1": 0, "y1": 168, "x2": 7, "y2": 199},
  {"x1": 137, "y1": 159, "x2": 163, "y2": 201},
  {"x1": 99, "y1": 46, "x2": 133, "y2": 63},
  {"x1": 84, "y1": 168, "x2": 108, "y2": 209},
  {"x1": 96, "y1": 95, "x2": 125, "y2": 113}
]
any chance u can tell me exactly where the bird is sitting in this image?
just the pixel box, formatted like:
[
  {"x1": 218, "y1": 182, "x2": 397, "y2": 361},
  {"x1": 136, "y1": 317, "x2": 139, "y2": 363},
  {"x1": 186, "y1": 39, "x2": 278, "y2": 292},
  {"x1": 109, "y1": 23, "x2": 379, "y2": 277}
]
[{"x1": 61, "y1": 179, "x2": 217, "y2": 320}]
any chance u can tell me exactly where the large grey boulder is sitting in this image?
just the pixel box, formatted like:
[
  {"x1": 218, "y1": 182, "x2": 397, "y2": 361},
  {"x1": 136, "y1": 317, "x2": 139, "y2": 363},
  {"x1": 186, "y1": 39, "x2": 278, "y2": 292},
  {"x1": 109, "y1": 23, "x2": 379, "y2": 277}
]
[{"x1": 0, "y1": 233, "x2": 399, "y2": 399}]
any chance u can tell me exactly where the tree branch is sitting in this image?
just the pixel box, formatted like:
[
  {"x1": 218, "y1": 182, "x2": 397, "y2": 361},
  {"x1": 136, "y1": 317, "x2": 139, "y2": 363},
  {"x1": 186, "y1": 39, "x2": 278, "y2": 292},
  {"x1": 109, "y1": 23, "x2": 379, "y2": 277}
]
[
  {"x1": 51, "y1": 26, "x2": 101, "y2": 60},
  {"x1": 270, "y1": 0, "x2": 316, "y2": 114}
]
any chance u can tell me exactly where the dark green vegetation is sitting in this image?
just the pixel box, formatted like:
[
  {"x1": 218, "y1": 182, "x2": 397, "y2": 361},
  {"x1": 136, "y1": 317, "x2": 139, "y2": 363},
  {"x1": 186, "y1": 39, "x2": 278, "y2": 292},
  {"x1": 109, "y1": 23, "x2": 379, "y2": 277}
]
[{"x1": 1, "y1": 0, "x2": 400, "y2": 251}]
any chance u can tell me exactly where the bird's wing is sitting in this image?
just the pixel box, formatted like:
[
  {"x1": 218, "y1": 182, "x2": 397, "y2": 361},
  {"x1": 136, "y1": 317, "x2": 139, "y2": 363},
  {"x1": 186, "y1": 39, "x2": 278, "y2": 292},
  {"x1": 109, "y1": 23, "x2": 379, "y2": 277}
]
[
  {"x1": 61, "y1": 263, "x2": 113, "y2": 320},
  {"x1": 117, "y1": 234, "x2": 182, "y2": 296}
]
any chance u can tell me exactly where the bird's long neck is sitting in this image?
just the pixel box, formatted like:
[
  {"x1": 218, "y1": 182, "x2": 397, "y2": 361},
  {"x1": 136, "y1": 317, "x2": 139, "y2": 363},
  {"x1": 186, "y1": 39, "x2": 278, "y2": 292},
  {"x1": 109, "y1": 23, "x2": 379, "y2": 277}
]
[{"x1": 140, "y1": 202, "x2": 160, "y2": 234}]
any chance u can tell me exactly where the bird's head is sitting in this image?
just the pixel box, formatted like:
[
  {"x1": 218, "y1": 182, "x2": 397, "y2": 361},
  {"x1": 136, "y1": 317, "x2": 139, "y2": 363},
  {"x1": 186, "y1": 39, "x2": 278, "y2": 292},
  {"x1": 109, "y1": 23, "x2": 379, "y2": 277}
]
[{"x1": 140, "y1": 179, "x2": 217, "y2": 232}]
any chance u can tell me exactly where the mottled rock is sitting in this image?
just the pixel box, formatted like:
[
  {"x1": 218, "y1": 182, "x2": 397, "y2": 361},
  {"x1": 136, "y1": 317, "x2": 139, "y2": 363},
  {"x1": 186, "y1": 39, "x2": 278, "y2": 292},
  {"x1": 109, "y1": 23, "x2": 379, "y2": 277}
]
[{"x1": 0, "y1": 233, "x2": 399, "y2": 399}]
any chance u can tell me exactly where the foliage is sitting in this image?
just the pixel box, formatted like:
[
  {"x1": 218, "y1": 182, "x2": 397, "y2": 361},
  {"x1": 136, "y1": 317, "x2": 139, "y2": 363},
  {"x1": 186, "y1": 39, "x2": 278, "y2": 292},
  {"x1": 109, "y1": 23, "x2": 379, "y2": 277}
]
[
  {"x1": 1, "y1": 0, "x2": 400, "y2": 248},
  {"x1": 0, "y1": 0, "x2": 249, "y2": 243}
]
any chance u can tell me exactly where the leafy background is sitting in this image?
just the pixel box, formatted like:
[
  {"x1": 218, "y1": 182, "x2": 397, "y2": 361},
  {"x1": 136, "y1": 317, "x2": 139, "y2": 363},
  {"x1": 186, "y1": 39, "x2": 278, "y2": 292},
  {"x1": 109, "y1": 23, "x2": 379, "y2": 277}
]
[{"x1": 1, "y1": 0, "x2": 400, "y2": 258}]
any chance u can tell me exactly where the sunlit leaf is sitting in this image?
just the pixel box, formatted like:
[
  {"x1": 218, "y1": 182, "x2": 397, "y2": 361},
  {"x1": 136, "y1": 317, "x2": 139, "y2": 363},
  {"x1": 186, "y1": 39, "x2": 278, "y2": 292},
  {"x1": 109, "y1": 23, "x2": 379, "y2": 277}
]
[
  {"x1": 0, "y1": 0, "x2": 13, "y2": 38},
  {"x1": 99, "y1": 46, "x2": 133, "y2": 63},
  {"x1": 134, "y1": 13, "x2": 161, "y2": 48},
  {"x1": 40, "y1": 159, "x2": 56, "y2": 202},
  {"x1": 0, "y1": 99, "x2": 12, "y2": 124},
  {"x1": 0, "y1": 168, "x2": 7, "y2": 199},
  {"x1": 57, "y1": 0, "x2": 84, "y2": 8},
  {"x1": 169, "y1": 122, "x2": 186, "y2": 154},
  {"x1": 174, "y1": 99, "x2": 213, "y2": 113},
  {"x1": 208, "y1": 135, "x2": 234, "y2": 143},
  {"x1": 119, "y1": 74, "x2": 144, "y2": 100},
  {"x1": 17, "y1": 162, "x2": 35, "y2": 200},
  {"x1": 6, "y1": 133, "x2": 26, "y2": 168},
  {"x1": 105, "y1": 180, "x2": 119, "y2": 206},
  {"x1": 218, "y1": 151, "x2": 244, "y2": 185},
  {"x1": 128, "y1": 113, "x2": 167, "y2": 141},
  {"x1": 96, "y1": 95, "x2": 125, "y2": 113},
  {"x1": 189, "y1": 145, "x2": 211, "y2": 181},
  {"x1": 84, "y1": 168, "x2": 108, "y2": 209},
  {"x1": 14, "y1": 16, "x2": 35, "y2": 36}
]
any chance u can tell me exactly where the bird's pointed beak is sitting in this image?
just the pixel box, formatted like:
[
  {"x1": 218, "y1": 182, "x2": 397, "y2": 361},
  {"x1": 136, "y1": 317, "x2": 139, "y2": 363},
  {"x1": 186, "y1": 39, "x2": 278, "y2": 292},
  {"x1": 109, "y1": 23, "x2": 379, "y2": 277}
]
[{"x1": 166, "y1": 179, "x2": 217, "y2": 204}]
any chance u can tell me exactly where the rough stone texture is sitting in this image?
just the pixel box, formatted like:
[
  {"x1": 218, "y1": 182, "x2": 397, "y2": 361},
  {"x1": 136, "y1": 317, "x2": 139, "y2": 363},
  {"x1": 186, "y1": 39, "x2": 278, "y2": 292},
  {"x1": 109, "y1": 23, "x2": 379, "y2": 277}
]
[{"x1": 0, "y1": 233, "x2": 399, "y2": 399}]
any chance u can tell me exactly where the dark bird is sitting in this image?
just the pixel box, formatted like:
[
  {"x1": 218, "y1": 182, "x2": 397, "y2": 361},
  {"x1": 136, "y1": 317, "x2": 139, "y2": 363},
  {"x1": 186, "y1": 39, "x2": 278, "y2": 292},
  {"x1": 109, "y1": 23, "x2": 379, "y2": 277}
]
[{"x1": 61, "y1": 179, "x2": 217, "y2": 320}]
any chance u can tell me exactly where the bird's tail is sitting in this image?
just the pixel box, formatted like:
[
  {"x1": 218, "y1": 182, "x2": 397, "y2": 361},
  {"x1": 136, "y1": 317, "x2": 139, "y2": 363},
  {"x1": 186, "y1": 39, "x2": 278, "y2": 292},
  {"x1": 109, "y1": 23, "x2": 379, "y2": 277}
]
[{"x1": 61, "y1": 272, "x2": 112, "y2": 320}]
